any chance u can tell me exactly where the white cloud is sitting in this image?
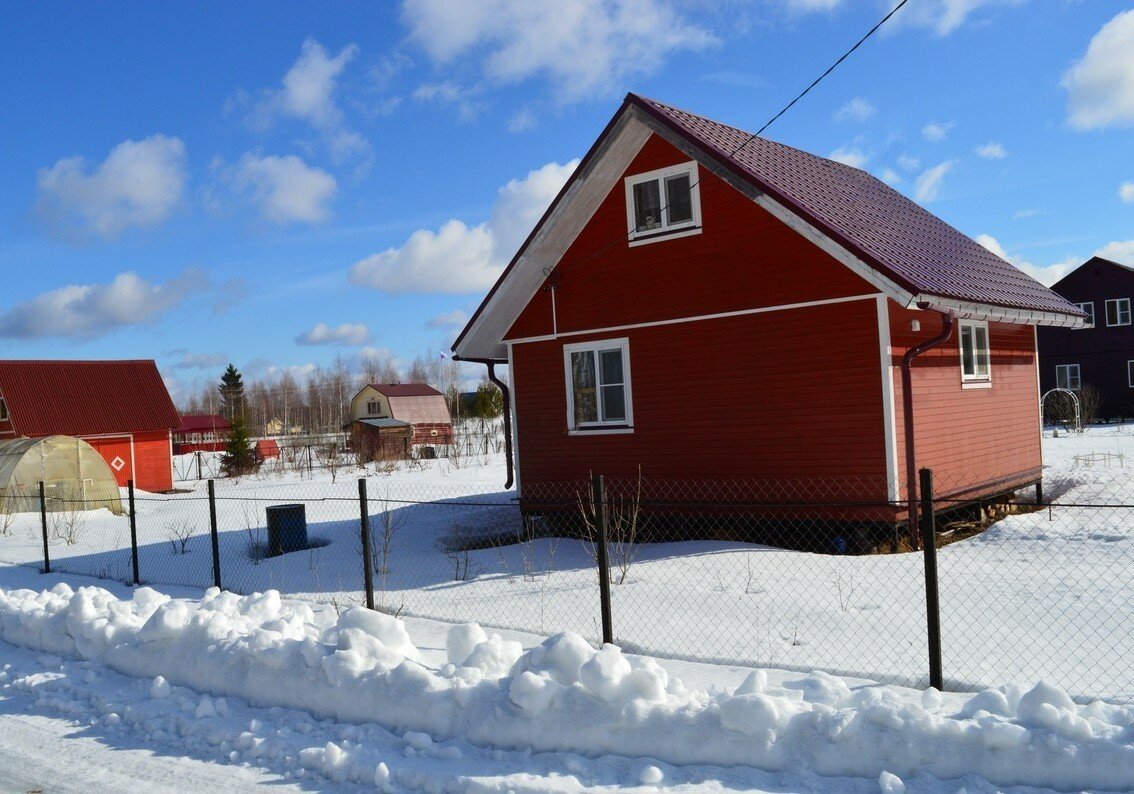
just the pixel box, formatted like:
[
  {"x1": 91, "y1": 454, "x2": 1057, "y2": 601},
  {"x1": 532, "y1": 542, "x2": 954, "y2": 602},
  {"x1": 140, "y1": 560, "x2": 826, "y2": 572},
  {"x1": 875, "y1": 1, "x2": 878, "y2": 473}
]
[
  {"x1": 1063, "y1": 11, "x2": 1134, "y2": 131},
  {"x1": 896, "y1": 154, "x2": 921, "y2": 172},
  {"x1": 892, "y1": 0, "x2": 1027, "y2": 36},
  {"x1": 36, "y1": 135, "x2": 186, "y2": 240},
  {"x1": 914, "y1": 160, "x2": 954, "y2": 202},
  {"x1": 921, "y1": 120, "x2": 955, "y2": 142},
  {"x1": 349, "y1": 158, "x2": 579, "y2": 293},
  {"x1": 248, "y1": 39, "x2": 372, "y2": 167},
  {"x1": 508, "y1": 108, "x2": 537, "y2": 133},
  {"x1": 829, "y1": 146, "x2": 869, "y2": 169},
  {"x1": 975, "y1": 234, "x2": 1077, "y2": 286},
  {"x1": 295, "y1": 322, "x2": 372, "y2": 346},
  {"x1": 0, "y1": 270, "x2": 206, "y2": 340},
  {"x1": 172, "y1": 352, "x2": 228, "y2": 370},
  {"x1": 1120, "y1": 182, "x2": 1134, "y2": 203},
  {"x1": 228, "y1": 153, "x2": 337, "y2": 224},
  {"x1": 402, "y1": 0, "x2": 715, "y2": 102},
  {"x1": 878, "y1": 168, "x2": 902, "y2": 185},
  {"x1": 782, "y1": 0, "x2": 842, "y2": 10},
  {"x1": 1097, "y1": 240, "x2": 1134, "y2": 266},
  {"x1": 834, "y1": 97, "x2": 876, "y2": 123},
  {"x1": 1013, "y1": 208, "x2": 1042, "y2": 219},
  {"x1": 412, "y1": 81, "x2": 485, "y2": 121},
  {"x1": 976, "y1": 141, "x2": 1007, "y2": 159},
  {"x1": 426, "y1": 309, "x2": 470, "y2": 330}
]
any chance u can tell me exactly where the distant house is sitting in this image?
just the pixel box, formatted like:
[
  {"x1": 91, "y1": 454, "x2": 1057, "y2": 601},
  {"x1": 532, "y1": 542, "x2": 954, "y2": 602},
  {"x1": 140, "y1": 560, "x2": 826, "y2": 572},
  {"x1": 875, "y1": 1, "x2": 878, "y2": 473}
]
[
  {"x1": 1038, "y1": 256, "x2": 1134, "y2": 418},
  {"x1": 0, "y1": 360, "x2": 180, "y2": 492},
  {"x1": 453, "y1": 94, "x2": 1084, "y2": 536},
  {"x1": 347, "y1": 384, "x2": 454, "y2": 459},
  {"x1": 173, "y1": 414, "x2": 232, "y2": 454}
]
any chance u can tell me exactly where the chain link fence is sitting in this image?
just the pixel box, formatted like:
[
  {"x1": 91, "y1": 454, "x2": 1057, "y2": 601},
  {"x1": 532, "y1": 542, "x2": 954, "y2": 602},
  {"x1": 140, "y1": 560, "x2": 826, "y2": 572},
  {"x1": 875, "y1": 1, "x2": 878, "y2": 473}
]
[{"x1": 2, "y1": 457, "x2": 1131, "y2": 704}]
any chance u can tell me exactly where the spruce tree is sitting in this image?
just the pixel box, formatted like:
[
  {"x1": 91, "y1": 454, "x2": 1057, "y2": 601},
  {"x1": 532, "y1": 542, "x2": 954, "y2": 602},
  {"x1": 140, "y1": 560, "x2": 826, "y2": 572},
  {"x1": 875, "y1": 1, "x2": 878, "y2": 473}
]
[
  {"x1": 221, "y1": 415, "x2": 258, "y2": 477},
  {"x1": 219, "y1": 364, "x2": 245, "y2": 421}
]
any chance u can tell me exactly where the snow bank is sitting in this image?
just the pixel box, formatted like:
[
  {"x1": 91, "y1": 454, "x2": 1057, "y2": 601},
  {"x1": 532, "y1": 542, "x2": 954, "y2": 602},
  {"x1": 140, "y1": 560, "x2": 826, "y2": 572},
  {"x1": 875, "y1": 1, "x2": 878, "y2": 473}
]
[{"x1": 2, "y1": 583, "x2": 1132, "y2": 791}]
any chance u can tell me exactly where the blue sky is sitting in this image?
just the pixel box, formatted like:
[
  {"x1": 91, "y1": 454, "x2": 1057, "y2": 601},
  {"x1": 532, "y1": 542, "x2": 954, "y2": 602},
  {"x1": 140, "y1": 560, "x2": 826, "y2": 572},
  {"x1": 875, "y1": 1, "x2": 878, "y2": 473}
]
[{"x1": 1, "y1": 1, "x2": 1132, "y2": 400}]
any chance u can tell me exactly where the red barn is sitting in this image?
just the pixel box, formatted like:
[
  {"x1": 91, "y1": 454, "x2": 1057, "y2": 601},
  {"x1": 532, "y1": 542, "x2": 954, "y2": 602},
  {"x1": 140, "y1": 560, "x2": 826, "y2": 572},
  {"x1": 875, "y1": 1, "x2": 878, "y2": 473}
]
[
  {"x1": 453, "y1": 95, "x2": 1085, "y2": 537},
  {"x1": 0, "y1": 360, "x2": 179, "y2": 492}
]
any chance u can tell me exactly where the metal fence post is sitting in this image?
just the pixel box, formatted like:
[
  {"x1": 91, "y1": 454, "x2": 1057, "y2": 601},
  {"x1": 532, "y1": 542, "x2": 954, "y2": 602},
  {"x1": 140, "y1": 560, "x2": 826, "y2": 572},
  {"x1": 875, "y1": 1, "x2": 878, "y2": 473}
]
[
  {"x1": 208, "y1": 479, "x2": 222, "y2": 590},
  {"x1": 38, "y1": 481, "x2": 50, "y2": 574},
  {"x1": 359, "y1": 478, "x2": 375, "y2": 610},
  {"x1": 592, "y1": 474, "x2": 614, "y2": 646},
  {"x1": 128, "y1": 480, "x2": 140, "y2": 585},
  {"x1": 920, "y1": 467, "x2": 944, "y2": 691},
  {"x1": 196, "y1": 450, "x2": 203, "y2": 481}
]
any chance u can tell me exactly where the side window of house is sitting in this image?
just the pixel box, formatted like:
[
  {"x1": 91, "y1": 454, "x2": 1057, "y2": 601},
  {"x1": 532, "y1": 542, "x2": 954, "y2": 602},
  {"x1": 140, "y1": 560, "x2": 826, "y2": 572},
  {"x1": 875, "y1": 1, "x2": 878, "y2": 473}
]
[
  {"x1": 1128, "y1": 361, "x2": 1134, "y2": 388},
  {"x1": 1105, "y1": 298, "x2": 1131, "y2": 326},
  {"x1": 367, "y1": 399, "x2": 381, "y2": 415},
  {"x1": 1056, "y1": 364, "x2": 1081, "y2": 390},
  {"x1": 959, "y1": 320, "x2": 991, "y2": 384},
  {"x1": 564, "y1": 338, "x2": 632, "y2": 431},
  {"x1": 1076, "y1": 302, "x2": 1094, "y2": 328},
  {"x1": 624, "y1": 162, "x2": 701, "y2": 245}
]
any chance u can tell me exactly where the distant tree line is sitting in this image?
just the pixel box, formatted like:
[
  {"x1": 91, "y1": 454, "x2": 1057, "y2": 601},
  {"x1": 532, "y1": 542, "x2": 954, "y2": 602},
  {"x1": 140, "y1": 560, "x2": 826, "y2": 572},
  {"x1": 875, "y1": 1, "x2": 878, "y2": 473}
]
[{"x1": 179, "y1": 350, "x2": 505, "y2": 439}]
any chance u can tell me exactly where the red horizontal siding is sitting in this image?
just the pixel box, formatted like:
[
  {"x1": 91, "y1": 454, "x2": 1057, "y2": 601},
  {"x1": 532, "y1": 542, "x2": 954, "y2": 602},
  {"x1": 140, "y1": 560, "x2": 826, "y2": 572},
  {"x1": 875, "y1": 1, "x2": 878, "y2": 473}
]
[
  {"x1": 133, "y1": 430, "x2": 173, "y2": 492},
  {"x1": 506, "y1": 134, "x2": 877, "y2": 342},
  {"x1": 889, "y1": 305, "x2": 1042, "y2": 501},
  {"x1": 514, "y1": 298, "x2": 888, "y2": 501}
]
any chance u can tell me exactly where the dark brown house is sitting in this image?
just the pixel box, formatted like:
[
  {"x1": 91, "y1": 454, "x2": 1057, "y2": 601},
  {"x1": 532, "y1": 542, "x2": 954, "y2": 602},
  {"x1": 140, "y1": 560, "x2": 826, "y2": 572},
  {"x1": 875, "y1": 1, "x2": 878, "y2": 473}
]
[
  {"x1": 1038, "y1": 256, "x2": 1134, "y2": 419},
  {"x1": 347, "y1": 384, "x2": 454, "y2": 460}
]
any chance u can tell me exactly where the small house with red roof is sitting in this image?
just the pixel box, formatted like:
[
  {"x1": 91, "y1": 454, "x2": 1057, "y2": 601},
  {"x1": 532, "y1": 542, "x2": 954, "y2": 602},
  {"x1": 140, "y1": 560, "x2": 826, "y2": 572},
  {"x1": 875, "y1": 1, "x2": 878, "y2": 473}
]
[
  {"x1": 453, "y1": 94, "x2": 1085, "y2": 540},
  {"x1": 347, "y1": 383, "x2": 454, "y2": 459},
  {"x1": 0, "y1": 360, "x2": 180, "y2": 492},
  {"x1": 173, "y1": 414, "x2": 232, "y2": 454}
]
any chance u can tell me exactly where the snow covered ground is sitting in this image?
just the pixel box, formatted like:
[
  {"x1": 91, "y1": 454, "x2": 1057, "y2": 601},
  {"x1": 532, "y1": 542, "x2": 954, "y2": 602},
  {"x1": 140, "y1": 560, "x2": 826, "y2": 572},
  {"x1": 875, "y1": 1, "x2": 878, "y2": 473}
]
[
  {"x1": 2, "y1": 563, "x2": 1133, "y2": 793},
  {"x1": 1, "y1": 430, "x2": 1133, "y2": 704},
  {"x1": 2, "y1": 429, "x2": 1134, "y2": 791}
]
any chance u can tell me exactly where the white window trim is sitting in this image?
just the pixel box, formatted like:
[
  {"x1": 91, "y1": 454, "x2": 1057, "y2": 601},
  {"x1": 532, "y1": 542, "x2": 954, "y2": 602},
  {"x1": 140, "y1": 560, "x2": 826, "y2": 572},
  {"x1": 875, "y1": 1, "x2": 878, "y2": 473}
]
[
  {"x1": 1076, "y1": 301, "x2": 1094, "y2": 329},
  {"x1": 958, "y1": 319, "x2": 992, "y2": 385},
  {"x1": 625, "y1": 161, "x2": 702, "y2": 247},
  {"x1": 1055, "y1": 363, "x2": 1081, "y2": 391},
  {"x1": 563, "y1": 337, "x2": 634, "y2": 434},
  {"x1": 1128, "y1": 360, "x2": 1134, "y2": 388},
  {"x1": 1105, "y1": 298, "x2": 1131, "y2": 327}
]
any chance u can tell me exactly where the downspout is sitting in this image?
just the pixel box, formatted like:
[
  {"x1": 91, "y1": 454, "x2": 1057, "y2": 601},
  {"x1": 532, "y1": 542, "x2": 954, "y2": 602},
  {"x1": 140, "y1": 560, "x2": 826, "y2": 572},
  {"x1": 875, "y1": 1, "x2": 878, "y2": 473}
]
[
  {"x1": 451, "y1": 356, "x2": 514, "y2": 490},
  {"x1": 900, "y1": 308, "x2": 955, "y2": 549}
]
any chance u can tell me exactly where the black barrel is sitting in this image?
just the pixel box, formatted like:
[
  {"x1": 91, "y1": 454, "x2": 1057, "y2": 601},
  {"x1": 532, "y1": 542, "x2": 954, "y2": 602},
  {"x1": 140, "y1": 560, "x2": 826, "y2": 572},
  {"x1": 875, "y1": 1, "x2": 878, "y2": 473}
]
[{"x1": 266, "y1": 504, "x2": 308, "y2": 556}]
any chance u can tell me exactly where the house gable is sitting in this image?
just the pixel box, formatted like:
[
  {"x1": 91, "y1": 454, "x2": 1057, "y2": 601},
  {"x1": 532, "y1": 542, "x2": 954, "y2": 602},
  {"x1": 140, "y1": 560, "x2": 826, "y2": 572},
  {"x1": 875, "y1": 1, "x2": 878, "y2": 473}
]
[
  {"x1": 506, "y1": 133, "x2": 881, "y2": 342},
  {"x1": 350, "y1": 387, "x2": 390, "y2": 422}
]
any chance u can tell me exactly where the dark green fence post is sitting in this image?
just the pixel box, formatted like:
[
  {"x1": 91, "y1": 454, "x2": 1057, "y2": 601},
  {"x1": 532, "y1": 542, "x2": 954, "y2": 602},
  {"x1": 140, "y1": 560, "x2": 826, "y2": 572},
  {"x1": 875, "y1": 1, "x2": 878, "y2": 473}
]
[
  {"x1": 592, "y1": 474, "x2": 613, "y2": 646},
  {"x1": 920, "y1": 467, "x2": 944, "y2": 691},
  {"x1": 38, "y1": 481, "x2": 50, "y2": 574},
  {"x1": 359, "y1": 478, "x2": 375, "y2": 610},
  {"x1": 208, "y1": 479, "x2": 221, "y2": 590},
  {"x1": 128, "y1": 480, "x2": 140, "y2": 585}
]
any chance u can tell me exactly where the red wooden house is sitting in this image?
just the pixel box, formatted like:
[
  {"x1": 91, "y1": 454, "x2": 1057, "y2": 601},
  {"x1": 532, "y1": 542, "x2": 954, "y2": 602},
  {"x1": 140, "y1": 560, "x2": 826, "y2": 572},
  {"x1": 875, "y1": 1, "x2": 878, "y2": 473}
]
[
  {"x1": 173, "y1": 414, "x2": 232, "y2": 454},
  {"x1": 0, "y1": 360, "x2": 180, "y2": 492},
  {"x1": 453, "y1": 95, "x2": 1085, "y2": 537}
]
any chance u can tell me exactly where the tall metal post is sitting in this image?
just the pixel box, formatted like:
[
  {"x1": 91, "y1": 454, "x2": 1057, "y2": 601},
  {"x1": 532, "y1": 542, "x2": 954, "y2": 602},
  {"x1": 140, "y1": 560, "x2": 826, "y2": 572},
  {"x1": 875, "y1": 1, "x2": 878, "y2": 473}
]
[
  {"x1": 592, "y1": 474, "x2": 614, "y2": 646},
  {"x1": 359, "y1": 478, "x2": 375, "y2": 610},
  {"x1": 38, "y1": 481, "x2": 51, "y2": 574},
  {"x1": 920, "y1": 467, "x2": 944, "y2": 691},
  {"x1": 208, "y1": 479, "x2": 222, "y2": 590},
  {"x1": 196, "y1": 451, "x2": 203, "y2": 480},
  {"x1": 128, "y1": 480, "x2": 140, "y2": 585}
]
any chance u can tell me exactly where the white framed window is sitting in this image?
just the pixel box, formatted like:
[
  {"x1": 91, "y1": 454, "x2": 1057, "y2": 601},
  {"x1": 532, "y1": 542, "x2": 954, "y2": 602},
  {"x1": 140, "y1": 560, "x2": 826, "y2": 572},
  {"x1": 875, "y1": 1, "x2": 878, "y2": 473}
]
[
  {"x1": 625, "y1": 161, "x2": 701, "y2": 246},
  {"x1": 1056, "y1": 364, "x2": 1081, "y2": 391},
  {"x1": 1105, "y1": 298, "x2": 1131, "y2": 327},
  {"x1": 563, "y1": 338, "x2": 633, "y2": 432},
  {"x1": 959, "y1": 320, "x2": 991, "y2": 383},
  {"x1": 1076, "y1": 302, "x2": 1095, "y2": 328}
]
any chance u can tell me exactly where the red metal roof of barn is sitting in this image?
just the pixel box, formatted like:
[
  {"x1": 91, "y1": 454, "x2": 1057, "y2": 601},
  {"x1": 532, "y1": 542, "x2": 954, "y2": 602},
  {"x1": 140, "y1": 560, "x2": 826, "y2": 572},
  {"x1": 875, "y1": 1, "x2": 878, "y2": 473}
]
[
  {"x1": 175, "y1": 414, "x2": 232, "y2": 434},
  {"x1": 0, "y1": 360, "x2": 180, "y2": 437},
  {"x1": 631, "y1": 95, "x2": 1079, "y2": 317}
]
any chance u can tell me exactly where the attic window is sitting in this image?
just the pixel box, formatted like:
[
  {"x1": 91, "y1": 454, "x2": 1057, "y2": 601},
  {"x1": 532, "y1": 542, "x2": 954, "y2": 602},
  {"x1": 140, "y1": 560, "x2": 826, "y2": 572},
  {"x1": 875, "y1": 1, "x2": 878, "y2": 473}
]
[
  {"x1": 366, "y1": 400, "x2": 382, "y2": 415},
  {"x1": 625, "y1": 162, "x2": 701, "y2": 246},
  {"x1": 1076, "y1": 302, "x2": 1094, "y2": 328},
  {"x1": 1105, "y1": 298, "x2": 1131, "y2": 327}
]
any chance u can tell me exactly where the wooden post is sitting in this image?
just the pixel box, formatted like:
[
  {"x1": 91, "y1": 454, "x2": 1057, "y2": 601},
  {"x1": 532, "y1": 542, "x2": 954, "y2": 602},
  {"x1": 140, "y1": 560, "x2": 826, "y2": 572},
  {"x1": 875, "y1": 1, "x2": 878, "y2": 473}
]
[{"x1": 592, "y1": 474, "x2": 614, "y2": 646}]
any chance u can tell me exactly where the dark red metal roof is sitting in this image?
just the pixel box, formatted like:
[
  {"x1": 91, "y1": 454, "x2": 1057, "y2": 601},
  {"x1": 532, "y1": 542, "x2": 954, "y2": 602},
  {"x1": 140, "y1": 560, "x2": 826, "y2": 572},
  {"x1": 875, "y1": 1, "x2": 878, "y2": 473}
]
[
  {"x1": 175, "y1": 414, "x2": 232, "y2": 434},
  {"x1": 0, "y1": 360, "x2": 180, "y2": 437},
  {"x1": 631, "y1": 94, "x2": 1082, "y2": 317},
  {"x1": 368, "y1": 383, "x2": 443, "y2": 398}
]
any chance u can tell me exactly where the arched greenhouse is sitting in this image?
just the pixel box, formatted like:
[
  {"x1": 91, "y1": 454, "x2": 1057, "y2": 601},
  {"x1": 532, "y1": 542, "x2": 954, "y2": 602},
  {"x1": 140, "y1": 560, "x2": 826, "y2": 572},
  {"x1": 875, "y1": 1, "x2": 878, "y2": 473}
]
[{"x1": 0, "y1": 436, "x2": 123, "y2": 515}]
